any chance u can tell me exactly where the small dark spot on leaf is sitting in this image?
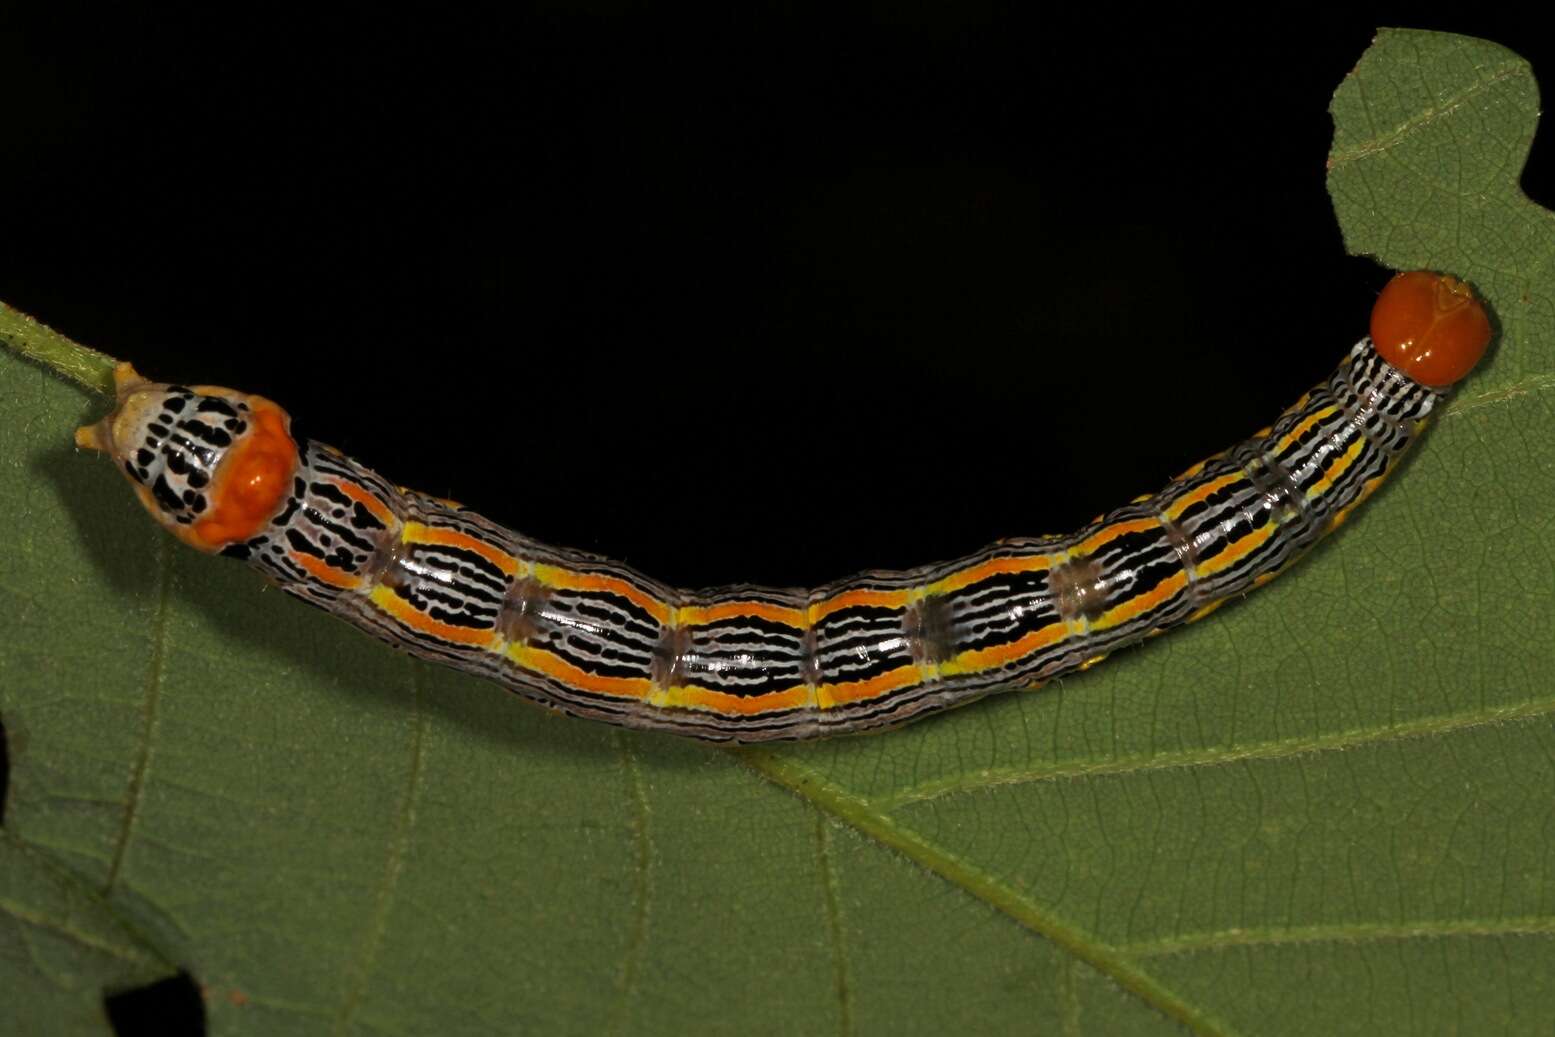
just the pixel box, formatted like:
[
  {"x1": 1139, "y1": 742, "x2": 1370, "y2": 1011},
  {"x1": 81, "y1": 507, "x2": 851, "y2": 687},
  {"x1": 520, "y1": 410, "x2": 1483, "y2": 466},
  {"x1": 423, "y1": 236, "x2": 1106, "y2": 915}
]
[{"x1": 105, "y1": 971, "x2": 205, "y2": 1037}]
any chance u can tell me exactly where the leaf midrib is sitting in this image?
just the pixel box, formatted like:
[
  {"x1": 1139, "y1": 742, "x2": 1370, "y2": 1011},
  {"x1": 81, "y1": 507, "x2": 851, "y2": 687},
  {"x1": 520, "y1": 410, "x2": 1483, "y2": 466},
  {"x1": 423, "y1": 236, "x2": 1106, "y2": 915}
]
[{"x1": 737, "y1": 748, "x2": 1240, "y2": 1037}]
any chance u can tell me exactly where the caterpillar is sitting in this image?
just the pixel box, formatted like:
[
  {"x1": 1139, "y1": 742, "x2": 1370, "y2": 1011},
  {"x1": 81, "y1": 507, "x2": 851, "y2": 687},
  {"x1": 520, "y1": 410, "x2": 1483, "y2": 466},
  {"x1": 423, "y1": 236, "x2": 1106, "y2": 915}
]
[{"x1": 75, "y1": 271, "x2": 1492, "y2": 743}]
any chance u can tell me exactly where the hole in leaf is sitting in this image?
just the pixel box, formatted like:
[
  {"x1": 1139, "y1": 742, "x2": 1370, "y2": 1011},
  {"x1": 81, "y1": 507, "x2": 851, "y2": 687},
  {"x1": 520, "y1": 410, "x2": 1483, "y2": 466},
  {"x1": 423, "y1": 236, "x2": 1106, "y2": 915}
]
[{"x1": 105, "y1": 971, "x2": 205, "y2": 1037}]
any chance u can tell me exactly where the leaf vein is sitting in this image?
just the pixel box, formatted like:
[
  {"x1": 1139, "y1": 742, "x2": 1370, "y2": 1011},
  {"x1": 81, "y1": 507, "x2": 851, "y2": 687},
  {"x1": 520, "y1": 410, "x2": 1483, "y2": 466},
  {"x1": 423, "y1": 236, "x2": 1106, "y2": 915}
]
[
  {"x1": 1122, "y1": 916, "x2": 1555, "y2": 958},
  {"x1": 334, "y1": 662, "x2": 428, "y2": 1035},
  {"x1": 814, "y1": 814, "x2": 854, "y2": 1037},
  {"x1": 738, "y1": 749, "x2": 1240, "y2": 1037},
  {"x1": 1327, "y1": 58, "x2": 1531, "y2": 170},
  {"x1": 608, "y1": 734, "x2": 653, "y2": 1036},
  {"x1": 1441, "y1": 372, "x2": 1555, "y2": 419},
  {"x1": 104, "y1": 535, "x2": 172, "y2": 895},
  {"x1": 879, "y1": 696, "x2": 1555, "y2": 808}
]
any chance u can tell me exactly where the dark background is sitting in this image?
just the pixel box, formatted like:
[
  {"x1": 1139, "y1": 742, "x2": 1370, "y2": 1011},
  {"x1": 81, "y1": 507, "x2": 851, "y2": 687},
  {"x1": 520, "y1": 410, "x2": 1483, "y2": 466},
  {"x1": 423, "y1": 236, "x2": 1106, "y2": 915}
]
[{"x1": 3, "y1": 8, "x2": 1551, "y2": 592}]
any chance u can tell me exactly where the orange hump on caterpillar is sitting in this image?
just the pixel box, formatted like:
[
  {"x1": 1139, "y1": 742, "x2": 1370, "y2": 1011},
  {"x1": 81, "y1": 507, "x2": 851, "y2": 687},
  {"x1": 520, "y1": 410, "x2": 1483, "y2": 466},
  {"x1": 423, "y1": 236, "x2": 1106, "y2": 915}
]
[
  {"x1": 1370, "y1": 270, "x2": 1492, "y2": 389},
  {"x1": 75, "y1": 362, "x2": 299, "y2": 552}
]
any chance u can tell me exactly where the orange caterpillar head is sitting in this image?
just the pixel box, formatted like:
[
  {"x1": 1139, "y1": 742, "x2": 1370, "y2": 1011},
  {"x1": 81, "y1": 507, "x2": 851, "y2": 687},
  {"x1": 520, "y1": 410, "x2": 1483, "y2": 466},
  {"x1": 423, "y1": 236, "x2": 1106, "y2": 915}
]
[
  {"x1": 76, "y1": 363, "x2": 299, "y2": 552},
  {"x1": 1370, "y1": 270, "x2": 1492, "y2": 389}
]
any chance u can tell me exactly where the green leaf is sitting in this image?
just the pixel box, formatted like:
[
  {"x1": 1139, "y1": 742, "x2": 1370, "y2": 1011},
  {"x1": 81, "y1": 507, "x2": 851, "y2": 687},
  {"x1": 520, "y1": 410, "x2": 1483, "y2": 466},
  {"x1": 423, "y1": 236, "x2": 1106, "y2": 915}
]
[
  {"x1": 3, "y1": 27, "x2": 1553, "y2": 1036},
  {"x1": 1, "y1": 832, "x2": 172, "y2": 1033}
]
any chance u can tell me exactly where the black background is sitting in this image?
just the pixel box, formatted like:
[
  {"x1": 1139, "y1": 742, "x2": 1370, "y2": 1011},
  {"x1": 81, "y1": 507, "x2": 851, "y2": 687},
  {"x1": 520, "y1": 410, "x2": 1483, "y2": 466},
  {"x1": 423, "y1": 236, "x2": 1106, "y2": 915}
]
[{"x1": 4, "y1": 8, "x2": 1551, "y2": 592}]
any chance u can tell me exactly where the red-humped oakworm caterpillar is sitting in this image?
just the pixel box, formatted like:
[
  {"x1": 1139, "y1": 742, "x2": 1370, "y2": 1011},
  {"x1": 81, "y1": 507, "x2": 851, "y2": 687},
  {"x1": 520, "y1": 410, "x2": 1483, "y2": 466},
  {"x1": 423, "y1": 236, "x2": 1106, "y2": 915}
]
[{"x1": 75, "y1": 271, "x2": 1492, "y2": 742}]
